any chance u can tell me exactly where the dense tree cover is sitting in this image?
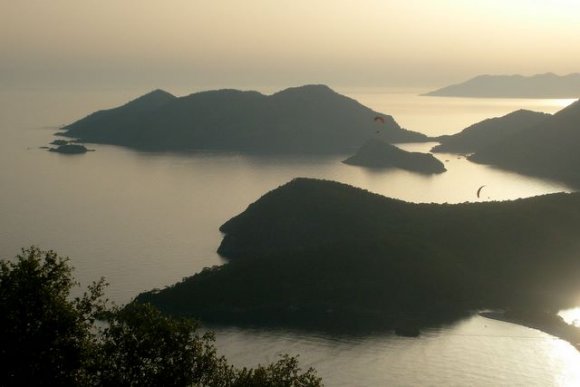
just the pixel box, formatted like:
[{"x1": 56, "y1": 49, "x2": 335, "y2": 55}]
[
  {"x1": 0, "y1": 247, "x2": 322, "y2": 386},
  {"x1": 0, "y1": 247, "x2": 106, "y2": 385},
  {"x1": 61, "y1": 85, "x2": 428, "y2": 154},
  {"x1": 138, "y1": 178, "x2": 580, "y2": 332}
]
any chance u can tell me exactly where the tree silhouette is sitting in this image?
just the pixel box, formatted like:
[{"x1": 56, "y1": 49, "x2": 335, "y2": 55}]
[{"x1": 0, "y1": 247, "x2": 322, "y2": 386}]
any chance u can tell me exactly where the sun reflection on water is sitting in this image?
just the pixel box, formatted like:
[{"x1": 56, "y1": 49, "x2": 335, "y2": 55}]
[
  {"x1": 549, "y1": 339, "x2": 580, "y2": 387},
  {"x1": 559, "y1": 307, "x2": 580, "y2": 328}
]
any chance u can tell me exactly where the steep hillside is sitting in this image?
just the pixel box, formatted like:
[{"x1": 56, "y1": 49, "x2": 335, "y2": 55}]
[
  {"x1": 137, "y1": 179, "x2": 580, "y2": 331},
  {"x1": 432, "y1": 110, "x2": 550, "y2": 154},
  {"x1": 62, "y1": 85, "x2": 428, "y2": 153},
  {"x1": 470, "y1": 99, "x2": 580, "y2": 186}
]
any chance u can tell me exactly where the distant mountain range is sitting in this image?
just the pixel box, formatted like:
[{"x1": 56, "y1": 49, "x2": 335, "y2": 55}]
[
  {"x1": 424, "y1": 73, "x2": 580, "y2": 98},
  {"x1": 61, "y1": 85, "x2": 428, "y2": 154},
  {"x1": 136, "y1": 178, "x2": 580, "y2": 332}
]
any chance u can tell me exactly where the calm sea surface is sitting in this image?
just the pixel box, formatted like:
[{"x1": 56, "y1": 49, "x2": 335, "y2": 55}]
[{"x1": 0, "y1": 87, "x2": 578, "y2": 386}]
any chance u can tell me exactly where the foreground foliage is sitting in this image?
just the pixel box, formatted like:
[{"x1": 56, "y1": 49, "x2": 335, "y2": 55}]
[{"x1": 0, "y1": 247, "x2": 322, "y2": 386}]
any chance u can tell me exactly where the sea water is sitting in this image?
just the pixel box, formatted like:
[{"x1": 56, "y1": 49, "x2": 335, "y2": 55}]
[{"x1": 0, "y1": 87, "x2": 578, "y2": 386}]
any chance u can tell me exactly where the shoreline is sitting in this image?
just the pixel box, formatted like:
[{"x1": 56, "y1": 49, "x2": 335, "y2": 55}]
[{"x1": 480, "y1": 311, "x2": 580, "y2": 351}]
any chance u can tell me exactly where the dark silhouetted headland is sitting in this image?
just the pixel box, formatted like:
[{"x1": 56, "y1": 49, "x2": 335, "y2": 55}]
[
  {"x1": 61, "y1": 85, "x2": 428, "y2": 154},
  {"x1": 431, "y1": 110, "x2": 551, "y2": 154},
  {"x1": 344, "y1": 139, "x2": 446, "y2": 174},
  {"x1": 136, "y1": 178, "x2": 580, "y2": 334},
  {"x1": 469, "y1": 99, "x2": 580, "y2": 186},
  {"x1": 424, "y1": 73, "x2": 580, "y2": 98},
  {"x1": 481, "y1": 310, "x2": 580, "y2": 351}
]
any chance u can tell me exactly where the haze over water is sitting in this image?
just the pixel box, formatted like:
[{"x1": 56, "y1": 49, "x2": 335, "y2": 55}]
[
  {"x1": 3, "y1": 0, "x2": 580, "y2": 383},
  {"x1": 0, "y1": 87, "x2": 578, "y2": 386}
]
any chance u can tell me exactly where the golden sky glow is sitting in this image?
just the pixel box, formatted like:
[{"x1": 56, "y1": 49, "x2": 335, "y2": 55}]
[{"x1": 1, "y1": 0, "x2": 579, "y2": 89}]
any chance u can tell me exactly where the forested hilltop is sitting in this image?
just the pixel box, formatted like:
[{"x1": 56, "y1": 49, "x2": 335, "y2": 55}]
[
  {"x1": 61, "y1": 85, "x2": 427, "y2": 154},
  {"x1": 137, "y1": 178, "x2": 580, "y2": 333}
]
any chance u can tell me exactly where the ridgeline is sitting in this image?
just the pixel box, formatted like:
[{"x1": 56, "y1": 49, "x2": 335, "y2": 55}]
[
  {"x1": 469, "y1": 99, "x2": 580, "y2": 187},
  {"x1": 136, "y1": 178, "x2": 580, "y2": 333},
  {"x1": 61, "y1": 85, "x2": 427, "y2": 154},
  {"x1": 432, "y1": 110, "x2": 550, "y2": 154},
  {"x1": 424, "y1": 73, "x2": 580, "y2": 98}
]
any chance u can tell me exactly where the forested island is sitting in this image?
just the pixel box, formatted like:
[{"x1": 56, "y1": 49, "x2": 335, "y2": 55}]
[
  {"x1": 60, "y1": 85, "x2": 428, "y2": 154},
  {"x1": 344, "y1": 139, "x2": 446, "y2": 174},
  {"x1": 423, "y1": 73, "x2": 580, "y2": 98},
  {"x1": 136, "y1": 178, "x2": 580, "y2": 336}
]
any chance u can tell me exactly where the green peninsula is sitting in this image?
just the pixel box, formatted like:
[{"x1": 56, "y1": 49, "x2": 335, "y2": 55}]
[{"x1": 136, "y1": 179, "x2": 580, "y2": 333}]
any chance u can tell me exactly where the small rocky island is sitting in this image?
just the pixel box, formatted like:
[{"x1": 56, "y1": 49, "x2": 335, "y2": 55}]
[
  {"x1": 50, "y1": 139, "x2": 71, "y2": 146},
  {"x1": 49, "y1": 144, "x2": 91, "y2": 154},
  {"x1": 344, "y1": 139, "x2": 446, "y2": 174}
]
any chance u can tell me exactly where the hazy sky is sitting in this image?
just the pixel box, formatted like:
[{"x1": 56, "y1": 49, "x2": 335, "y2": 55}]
[{"x1": 1, "y1": 0, "x2": 579, "y2": 90}]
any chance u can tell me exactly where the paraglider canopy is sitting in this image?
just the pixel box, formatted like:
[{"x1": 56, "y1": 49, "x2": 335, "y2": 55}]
[
  {"x1": 374, "y1": 116, "x2": 385, "y2": 124},
  {"x1": 476, "y1": 185, "x2": 486, "y2": 198}
]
